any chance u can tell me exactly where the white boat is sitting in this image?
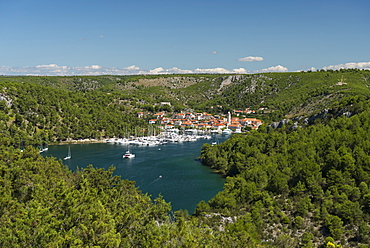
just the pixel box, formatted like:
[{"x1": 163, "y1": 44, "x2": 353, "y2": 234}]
[
  {"x1": 123, "y1": 150, "x2": 135, "y2": 159},
  {"x1": 63, "y1": 146, "x2": 71, "y2": 160},
  {"x1": 222, "y1": 129, "x2": 232, "y2": 135},
  {"x1": 42, "y1": 145, "x2": 49, "y2": 152}
]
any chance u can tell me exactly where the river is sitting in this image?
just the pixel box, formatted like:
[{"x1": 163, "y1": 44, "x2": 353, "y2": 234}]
[{"x1": 41, "y1": 135, "x2": 227, "y2": 214}]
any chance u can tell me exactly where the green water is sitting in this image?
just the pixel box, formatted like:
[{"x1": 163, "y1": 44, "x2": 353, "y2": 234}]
[{"x1": 42, "y1": 136, "x2": 227, "y2": 213}]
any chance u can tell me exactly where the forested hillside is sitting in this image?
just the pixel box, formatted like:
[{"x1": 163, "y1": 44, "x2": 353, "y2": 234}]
[
  {"x1": 0, "y1": 81, "x2": 148, "y2": 147},
  {"x1": 1, "y1": 70, "x2": 369, "y2": 148},
  {"x1": 1, "y1": 70, "x2": 370, "y2": 247},
  {"x1": 2, "y1": 69, "x2": 370, "y2": 119},
  {"x1": 199, "y1": 95, "x2": 370, "y2": 247}
]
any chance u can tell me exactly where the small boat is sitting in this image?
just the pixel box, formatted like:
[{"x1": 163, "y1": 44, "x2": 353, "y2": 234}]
[
  {"x1": 123, "y1": 150, "x2": 135, "y2": 159},
  {"x1": 42, "y1": 145, "x2": 49, "y2": 152},
  {"x1": 222, "y1": 129, "x2": 232, "y2": 135},
  {"x1": 63, "y1": 146, "x2": 71, "y2": 160}
]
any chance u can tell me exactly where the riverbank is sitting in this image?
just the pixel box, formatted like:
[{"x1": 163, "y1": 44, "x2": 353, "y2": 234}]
[{"x1": 53, "y1": 138, "x2": 107, "y2": 145}]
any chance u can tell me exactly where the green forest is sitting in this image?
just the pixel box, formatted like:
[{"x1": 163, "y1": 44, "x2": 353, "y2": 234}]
[
  {"x1": 1, "y1": 70, "x2": 370, "y2": 247},
  {"x1": 200, "y1": 95, "x2": 370, "y2": 247}
]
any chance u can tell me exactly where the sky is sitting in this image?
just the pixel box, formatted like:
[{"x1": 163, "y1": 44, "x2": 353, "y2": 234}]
[{"x1": 1, "y1": 0, "x2": 369, "y2": 76}]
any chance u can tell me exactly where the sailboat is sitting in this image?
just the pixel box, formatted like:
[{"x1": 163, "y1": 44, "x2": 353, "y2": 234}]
[
  {"x1": 211, "y1": 136, "x2": 219, "y2": 146},
  {"x1": 63, "y1": 146, "x2": 71, "y2": 160},
  {"x1": 39, "y1": 141, "x2": 44, "y2": 153}
]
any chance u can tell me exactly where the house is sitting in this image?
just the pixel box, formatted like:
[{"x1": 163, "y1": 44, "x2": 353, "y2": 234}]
[
  {"x1": 231, "y1": 117, "x2": 240, "y2": 123},
  {"x1": 174, "y1": 113, "x2": 185, "y2": 119},
  {"x1": 181, "y1": 121, "x2": 194, "y2": 128},
  {"x1": 185, "y1": 112, "x2": 195, "y2": 119},
  {"x1": 241, "y1": 118, "x2": 263, "y2": 128},
  {"x1": 202, "y1": 113, "x2": 213, "y2": 120},
  {"x1": 154, "y1": 112, "x2": 165, "y2": 118},
  {"x1": 173, "y1": 119, "x2": 183, "y2": 126},
  {"x1": 233, "y1": 110, "x2": 244, "y2": 116},
  {"x1": 195, "y1": 113, "x2": 203, "y2": 120},
  {"x1": 160, "y1": 117, "x2": 171, "y2": 125},
  {"x1": 148, "y1": 119, "x2": 157, "y2": 124},
  {"x1": 213, "y1": 123, "x2": 226, "y2": 130},
  {"x1": 164, "y1": 124, "x2": 175, "y2": 130},
  {"x1": 228, "y1": 123, "x2": 243, "y2": 130}
]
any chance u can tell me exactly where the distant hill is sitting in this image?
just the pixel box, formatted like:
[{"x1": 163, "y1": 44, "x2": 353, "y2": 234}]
[
  {"x1": 2, "y1": 69, "x2": 369, "y2": 118},
  {"x1": 1, "y1": 69, "x2": 369, "y2": 146}
]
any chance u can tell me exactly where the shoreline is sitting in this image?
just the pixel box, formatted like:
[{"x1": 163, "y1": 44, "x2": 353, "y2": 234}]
[{"x1": 53, "y1": 138, "x2": 108, "y2": 145}]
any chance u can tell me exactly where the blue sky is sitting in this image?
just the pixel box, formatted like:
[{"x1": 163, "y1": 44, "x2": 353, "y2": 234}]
[{"x1": 1, "y1": 0, "x2": 369, "y2": 75}]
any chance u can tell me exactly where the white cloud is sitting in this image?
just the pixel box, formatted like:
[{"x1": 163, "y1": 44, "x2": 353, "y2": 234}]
[
  {"x1": 257, "y1": 65, "x2": 288, "y2": 73},
  {"x1": 211, "y1": 51, "x2": 217, "y2": 54},
  {"x1": 232, "y1": 68, "x2": 248, "y2": 74},
  {"x1": 195, "y1": 68, "x2": 230, "y2": 74},
  {"x1": 124, "y1": 65, "x2": 141, "y2": 71},
  {"x1": 149, "y1": 67, "x2": 166, "y2": 74},
  {"x1": 72, "y1": 65, "x2": 102, "y2": 71},
  {"x1": 89, "y1": 65, "x2": 102, "y2": 69},
  {"x1": 322, "y1": 62, "x2": 370, "y2": 70},
  {"x1": 0, "y1": 64, "x2": 249, "y2": 76},
  {"x1": 238, "y1": 56, "x2": 264, "y2": 62},
  {"x1": 166, "y1": 67, "x2": 193, "y2": 74},
  {"x1": 147, "y1": 67, "x2": 194, "y2": 74},
  {"x1": 194, "y1": 68, "x2": 248, "y2": 74},
  {"x1": 36, "y1": 64, "x2": 69, "y2": 70},
  {"x1": 3, "y1": 61, "x2": 370, "y2": 77},
  {"x1": 36, "y1": 64, "x2": 57, "y2": 68}
]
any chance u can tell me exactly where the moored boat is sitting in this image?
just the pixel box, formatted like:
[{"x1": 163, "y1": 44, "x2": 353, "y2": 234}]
[{"x1": 63, "y1": 146, "x2": 71, "y2": 160}]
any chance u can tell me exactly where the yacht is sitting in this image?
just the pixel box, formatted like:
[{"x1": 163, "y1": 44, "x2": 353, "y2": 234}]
[{"x1": 123, "y1": 150, "x2": 135, "y2": 159}]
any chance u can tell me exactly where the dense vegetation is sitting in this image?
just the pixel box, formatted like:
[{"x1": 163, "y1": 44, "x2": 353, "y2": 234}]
[
  {"x1": 2, "y1": 69, "x2": 370, "y2": 119},
  {"x1": 1, "y1": 70, "x2": 370, "y2": 247},
  {"x1": 0, "y1": 145, "x2": 221, "y2": 247},
  {"x1": 200, "y1": 95, "x2": 370, "y2": 247},
  {"x1": 0, "y1": 81, "x2": 149, "y2": 147}
]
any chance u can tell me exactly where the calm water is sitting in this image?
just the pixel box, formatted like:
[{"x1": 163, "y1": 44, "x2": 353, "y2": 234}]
[{"x1": 42, "y1": 136, "x2": 227, "y2": 213}]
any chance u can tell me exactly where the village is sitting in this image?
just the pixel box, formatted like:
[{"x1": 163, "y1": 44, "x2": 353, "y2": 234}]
[{"x1": 139, "y1": 107, "x2": 264, "y2": 134}]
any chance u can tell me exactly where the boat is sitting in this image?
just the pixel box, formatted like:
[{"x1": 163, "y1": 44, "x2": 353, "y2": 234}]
[
  {"x1": 211, "y1": 136, "x2": 219, "y2": 146},
  {"x1": 63, "y1": 146, "x2": 71, "y2": 160},
  {"x1": 42, "y1": 144, "x2": 49, "y2": 152},
  {"x1": 123, "y1": 150, "x2": 135, "y2": 159},
  {"x1": 222, "y1": 129, "x2": 232, "y2": 135}
]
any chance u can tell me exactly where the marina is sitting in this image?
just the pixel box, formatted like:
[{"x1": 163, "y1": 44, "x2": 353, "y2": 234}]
[{"x1": 106, "y1": 131, "x2": 212, "y2": 146}]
